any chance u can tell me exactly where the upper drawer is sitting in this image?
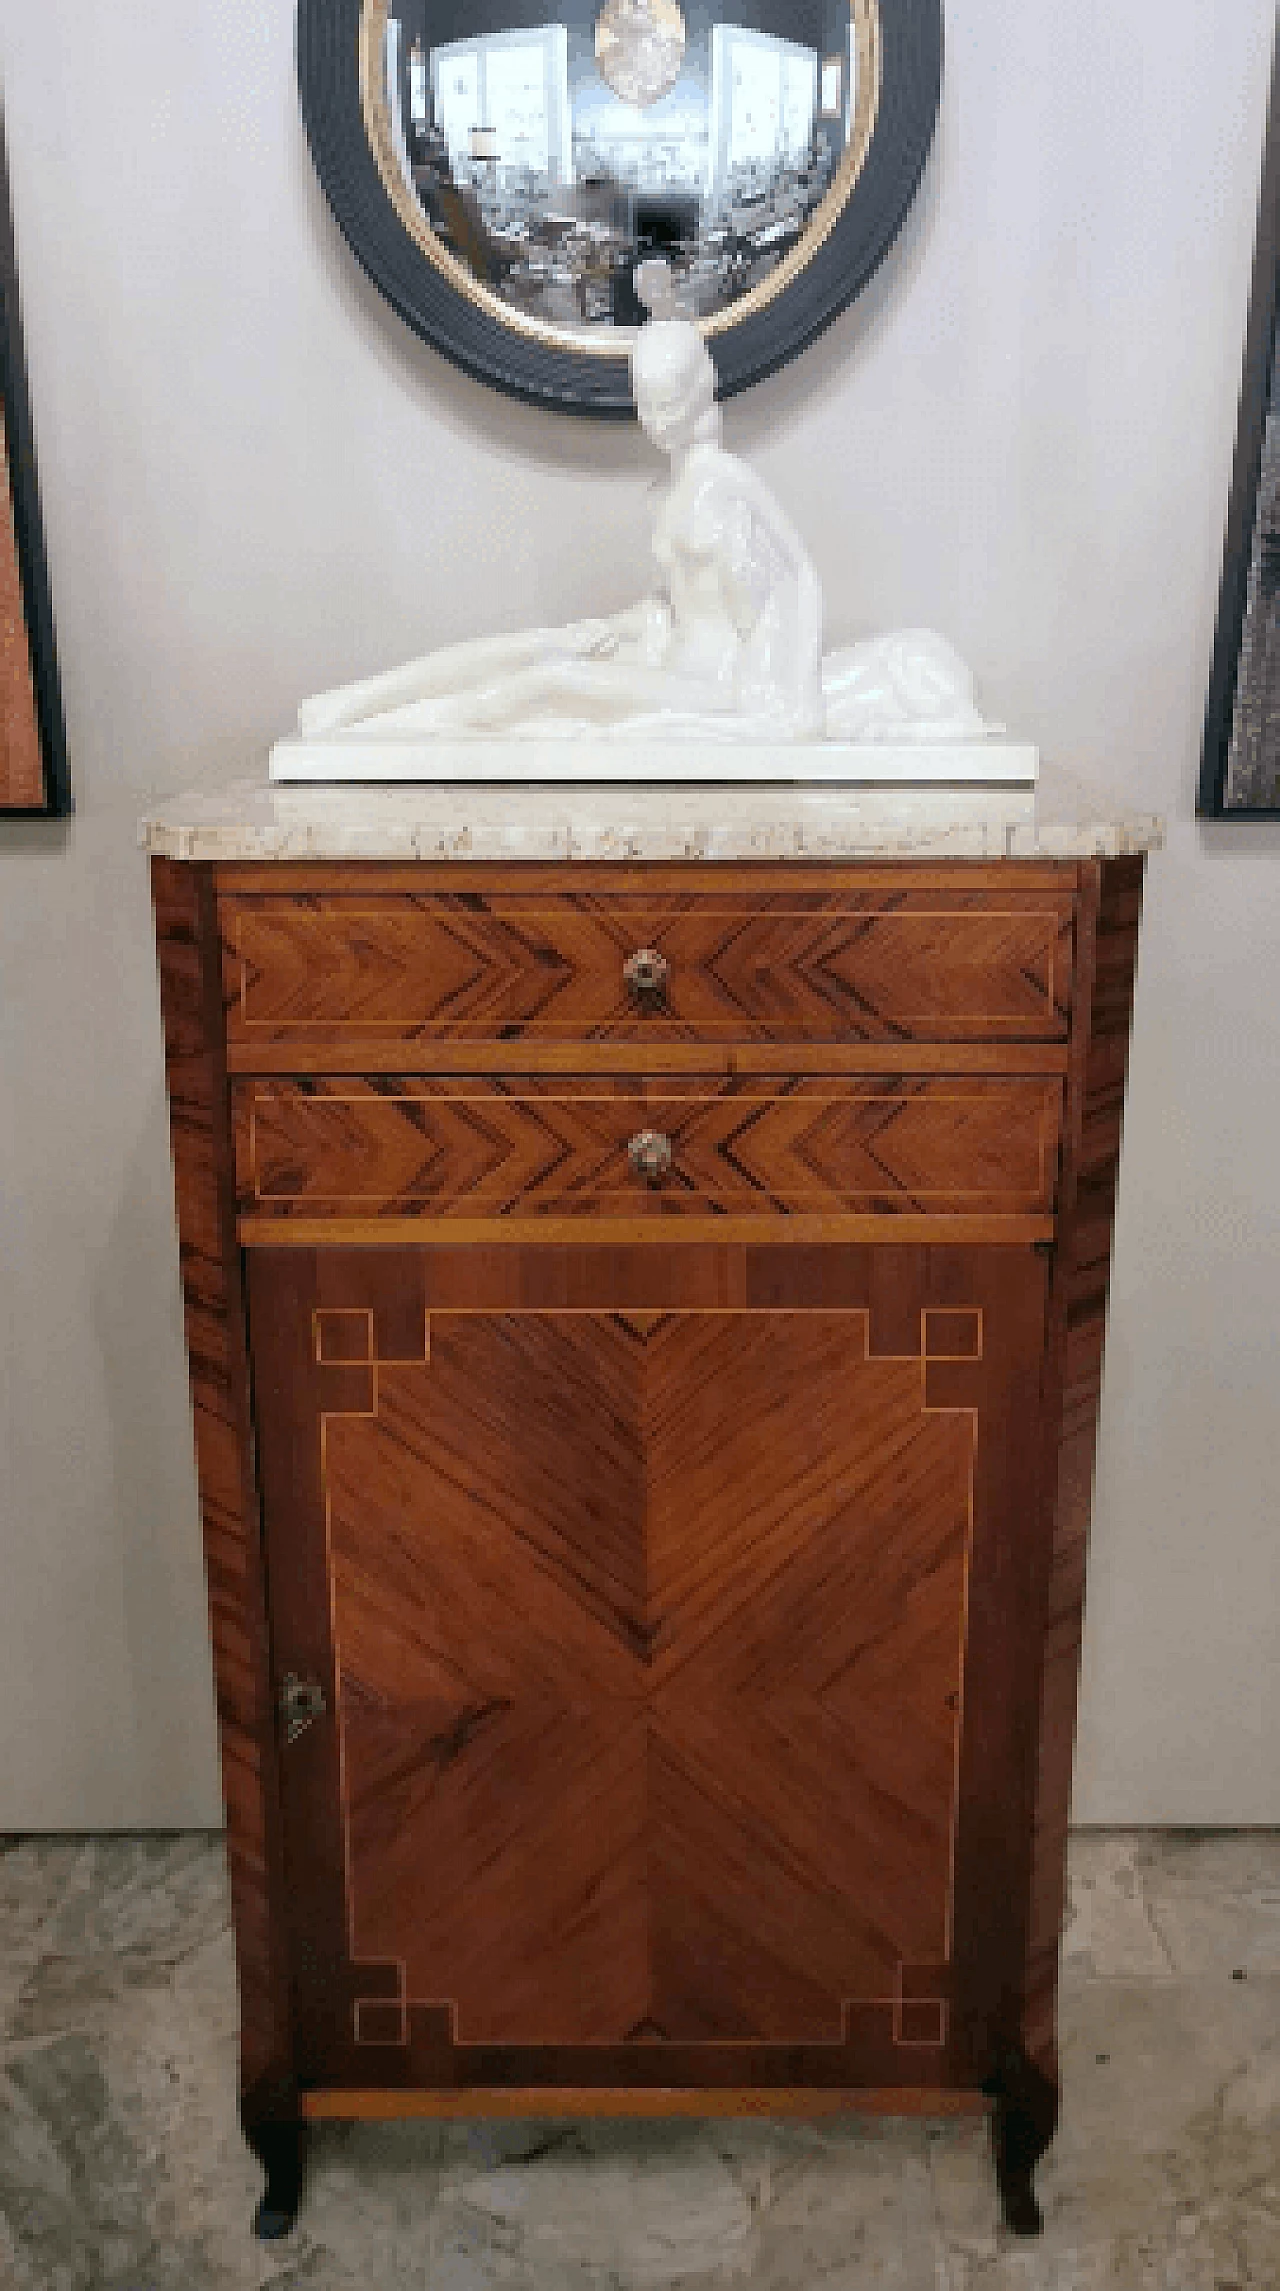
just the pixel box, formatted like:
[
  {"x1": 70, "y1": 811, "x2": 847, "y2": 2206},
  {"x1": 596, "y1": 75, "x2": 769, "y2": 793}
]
[{"x1": 219, "y1": 888, "x2": 1075, "y2": 1047}]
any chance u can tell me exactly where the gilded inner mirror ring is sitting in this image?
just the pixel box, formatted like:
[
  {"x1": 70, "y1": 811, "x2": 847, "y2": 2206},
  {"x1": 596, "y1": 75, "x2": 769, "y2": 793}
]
[{"x1": 359, "y1": 0, "x2": 882, "y2": 360}]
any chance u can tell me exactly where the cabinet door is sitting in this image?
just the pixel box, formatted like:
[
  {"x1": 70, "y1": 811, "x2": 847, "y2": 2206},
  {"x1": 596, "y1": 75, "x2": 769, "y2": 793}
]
[{"x1": 248, "y1": 1241, "x2": 1050, "y2": 2097}]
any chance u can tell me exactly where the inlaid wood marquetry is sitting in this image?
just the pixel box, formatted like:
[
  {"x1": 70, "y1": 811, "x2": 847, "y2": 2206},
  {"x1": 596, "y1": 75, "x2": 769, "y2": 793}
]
[
  {"x1": 220, "y1": 886, "x2": 1075, "y2": 1046},
  {"x1": 246, "y1": 1241, "x2": 1051, "y2": 2097},
  {"x1": 153, "y1": 847, "x2": 1147, "y2": 2234},
  {"x1": 333, "y1": 1302, "x2": 968, "y2": 2050},
  {"x1": 232, "y1": 1073, "x2": 1064, "y2": 1223}
]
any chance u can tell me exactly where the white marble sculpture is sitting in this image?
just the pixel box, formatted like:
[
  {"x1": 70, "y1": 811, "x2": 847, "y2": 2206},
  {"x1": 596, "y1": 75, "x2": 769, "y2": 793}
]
[{"x1": 275, "y1": 264, "x2": 1032, "y2": 784}]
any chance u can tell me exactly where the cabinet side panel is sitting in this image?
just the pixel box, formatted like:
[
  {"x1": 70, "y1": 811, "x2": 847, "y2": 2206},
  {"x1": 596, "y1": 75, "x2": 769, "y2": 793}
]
[
  {"x1": 151, "y1": 857, "x2": 293, "y2": 2108},
  {"x1": 1023, "y1": 856, "x2": 1145, "y2": 2073}
]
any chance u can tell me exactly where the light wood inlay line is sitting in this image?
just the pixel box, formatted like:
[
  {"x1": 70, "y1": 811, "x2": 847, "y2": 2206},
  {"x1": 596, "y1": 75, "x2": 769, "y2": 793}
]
[
  {"x1": 229, "y1": 907, "x2": 1069, "y2": 1025},
  {"x1": 221, "y1": 889, "x2": 1076, "y2": 1046},
  {"x1": 319, "y1": 1307, "x2": 975, "y2": 2049},
  {"x1": 298, "y1": 2087, "x2": 992, "y2": 2121},
  {"x1": 239, "y1": 1213, "x2": 1057, "y2": 1248},
  {"x1": 241, "y1": 1083, "x2": 1062, "y2": 1215}
]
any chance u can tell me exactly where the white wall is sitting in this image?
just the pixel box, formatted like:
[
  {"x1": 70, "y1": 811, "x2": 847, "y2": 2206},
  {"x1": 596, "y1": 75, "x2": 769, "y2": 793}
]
[{"x1": 1, "y1": 0, "x2": 1276, "y2": 1828}]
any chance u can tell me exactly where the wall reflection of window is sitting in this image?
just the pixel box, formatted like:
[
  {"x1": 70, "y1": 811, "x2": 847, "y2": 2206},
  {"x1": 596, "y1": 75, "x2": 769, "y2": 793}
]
[
  {"x1": 708, "y1": 27, "x2": 818, "y2": 191},
  {"x1": 408, "y1": 40, "x2": 429, "y2": 131},
  {"x1": 780, "y1": 54, "x2": 816, "y2": 158},
  {"x1": 819, "y1": 56, "x2": 843, "y2": 121},
  {"x1": 435, "y1": 50, "x2": 481, "y2": 168},
  {"x1": 486, "y1": 43, "x2": 553, "y2": 175},
  {"x1": 430, "y1": 26, "x2": 571, "y2": 186},
  {"x1": 384, "y1": 16, "x2": 414, "y2": 193},
  {"x1": 729, "y1": 46, "x2": 781, "y2": 168}
]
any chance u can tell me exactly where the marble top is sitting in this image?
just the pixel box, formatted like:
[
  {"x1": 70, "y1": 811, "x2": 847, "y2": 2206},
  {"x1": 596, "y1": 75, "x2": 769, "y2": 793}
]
[{"x1": 140, "y1": 766, "x2": 1163, "y2": 865}]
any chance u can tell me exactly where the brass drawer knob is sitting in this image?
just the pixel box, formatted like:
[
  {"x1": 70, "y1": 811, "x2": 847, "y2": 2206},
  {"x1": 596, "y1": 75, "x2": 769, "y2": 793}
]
[
  {"x1": 628, "y1": 1129, "x2": 674, "y2": 1187},
  {"x1": 624, "y1": 946, "x2": 670, "y2": 1006}
]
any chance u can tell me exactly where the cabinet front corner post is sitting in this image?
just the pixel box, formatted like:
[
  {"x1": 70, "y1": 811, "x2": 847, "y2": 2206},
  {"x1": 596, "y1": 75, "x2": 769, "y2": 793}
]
[
  {"x1": 1020, "y1": 857, "x2": 1145, "y2": 2094},
  {"x1": 151, "y1": 856, "x2": 297, "y2": 2155}
]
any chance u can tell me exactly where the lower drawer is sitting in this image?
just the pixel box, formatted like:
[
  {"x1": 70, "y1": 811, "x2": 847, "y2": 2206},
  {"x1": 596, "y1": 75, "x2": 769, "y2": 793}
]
[{"x1": 232, "y1": 1074, "x2": 1063, "y2": 1223}]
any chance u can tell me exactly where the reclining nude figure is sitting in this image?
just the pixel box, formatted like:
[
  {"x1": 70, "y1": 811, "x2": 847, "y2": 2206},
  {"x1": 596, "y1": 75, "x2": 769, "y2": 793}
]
[{"x1": 296, "y1": 264, "x2": 991, "y2": 747}]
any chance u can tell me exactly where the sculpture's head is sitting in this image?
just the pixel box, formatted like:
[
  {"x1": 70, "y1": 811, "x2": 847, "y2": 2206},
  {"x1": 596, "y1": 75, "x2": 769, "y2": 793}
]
[{"x1": 630, "y1": 260, "x2": 719, "y2": 452}]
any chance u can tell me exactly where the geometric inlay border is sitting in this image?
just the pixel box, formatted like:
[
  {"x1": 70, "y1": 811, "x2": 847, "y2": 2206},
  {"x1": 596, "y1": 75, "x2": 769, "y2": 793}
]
[{"x1": 314, "y1": 1303, "x2": 980, "y2": 2056}]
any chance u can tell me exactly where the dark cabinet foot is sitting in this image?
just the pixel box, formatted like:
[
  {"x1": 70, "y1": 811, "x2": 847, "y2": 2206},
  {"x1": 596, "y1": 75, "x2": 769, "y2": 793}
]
[
  {"x1": 985, "y1": 2045, "x2": 1059, "y2": 2236},
  {"x1": 242, "y1": 2106, "x2": 305, "y2": 2240}
]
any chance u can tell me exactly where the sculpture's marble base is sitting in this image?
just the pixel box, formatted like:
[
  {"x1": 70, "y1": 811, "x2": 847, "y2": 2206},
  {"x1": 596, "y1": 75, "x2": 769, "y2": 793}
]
[{"x1": 268, "y1": 734, "x2": 1040, "y2": 788}]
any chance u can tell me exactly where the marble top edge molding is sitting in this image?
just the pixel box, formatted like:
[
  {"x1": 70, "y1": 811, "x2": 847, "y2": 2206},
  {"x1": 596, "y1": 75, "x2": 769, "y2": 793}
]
[{"x1": 140, "y1": 773, "x2": 1165, "y2": 865}]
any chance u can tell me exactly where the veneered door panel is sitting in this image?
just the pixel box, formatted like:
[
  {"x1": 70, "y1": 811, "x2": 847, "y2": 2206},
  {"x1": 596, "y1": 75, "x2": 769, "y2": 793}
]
[{"x1": 249, "y1": 1242, "x2": 1050, "y2": 2094}]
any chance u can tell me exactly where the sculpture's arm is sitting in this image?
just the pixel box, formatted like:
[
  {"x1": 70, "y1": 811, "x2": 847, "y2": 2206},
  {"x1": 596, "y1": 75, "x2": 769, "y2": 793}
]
[{"x1": 574, "y1": 593, "x2": 673, "y2": 666}]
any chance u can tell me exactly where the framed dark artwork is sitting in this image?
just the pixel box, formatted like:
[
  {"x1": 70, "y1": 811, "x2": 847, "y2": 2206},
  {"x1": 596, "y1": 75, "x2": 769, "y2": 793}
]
[
  {"x1": 1200, "y1": 46, "x2": 1280, "y2": 817},
  {"x1": 297, "y1": 0, "x2": 943, "y2": 415},
  {"x1": 0, "y1": 123, "x2": 70, "y2": 817}
]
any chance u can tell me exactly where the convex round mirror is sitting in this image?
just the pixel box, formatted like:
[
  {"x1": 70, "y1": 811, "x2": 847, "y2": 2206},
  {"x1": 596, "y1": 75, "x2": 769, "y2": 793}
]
[{"x1": 298, "y1": 0, "x2": 942, "y2": 413}]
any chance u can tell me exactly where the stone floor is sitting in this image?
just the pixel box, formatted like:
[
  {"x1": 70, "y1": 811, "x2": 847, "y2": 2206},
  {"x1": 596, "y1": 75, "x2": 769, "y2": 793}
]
[{"x1": 1, "y1": 1834, "x2": 1278, "y2": 2290}]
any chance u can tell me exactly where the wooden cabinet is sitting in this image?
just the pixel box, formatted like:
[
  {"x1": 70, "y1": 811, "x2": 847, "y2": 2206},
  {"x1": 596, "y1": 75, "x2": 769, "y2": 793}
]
[{"x1": 152, "y1": 853, "x2": 1146, "y2": 2243}]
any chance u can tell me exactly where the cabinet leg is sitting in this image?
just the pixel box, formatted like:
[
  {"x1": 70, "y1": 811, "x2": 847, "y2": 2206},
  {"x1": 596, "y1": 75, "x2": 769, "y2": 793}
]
[
  {"x1": 985, "y1": 2045, "x2": 1058, "y2": 2236},
  {"x1": 242, "y1": 2102, "x2": 305, "y2": 2240}
]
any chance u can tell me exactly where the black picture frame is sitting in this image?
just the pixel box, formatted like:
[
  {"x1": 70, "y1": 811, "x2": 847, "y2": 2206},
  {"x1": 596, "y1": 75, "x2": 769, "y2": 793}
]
[
  {"x1": 297, "y1": 0, "x2": 943, "y2": 416},
  {"x1": 1199, "y1": 42, "x2": 1280, "y2": 818},
  {"x1": 0, "y1": 121, "x2": 70, "y2": 819}
]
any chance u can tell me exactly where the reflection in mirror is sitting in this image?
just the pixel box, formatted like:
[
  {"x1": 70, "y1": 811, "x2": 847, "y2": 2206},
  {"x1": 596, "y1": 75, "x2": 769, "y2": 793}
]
[{"x1": 364, "y1": 0, "x2": 879, "y2": 344}]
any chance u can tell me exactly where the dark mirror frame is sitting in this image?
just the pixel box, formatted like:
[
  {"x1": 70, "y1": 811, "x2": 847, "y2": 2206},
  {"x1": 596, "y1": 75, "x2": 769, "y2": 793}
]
[
  {"x1": 0, "y1": 123, "x2": 71, "y2": 819},
  {"x1": 298, "y1": 0, "x2": 943, "y2": 415},
  {"x1": 1199, "y1": 43, "x2": 1280, "y2": 818}
]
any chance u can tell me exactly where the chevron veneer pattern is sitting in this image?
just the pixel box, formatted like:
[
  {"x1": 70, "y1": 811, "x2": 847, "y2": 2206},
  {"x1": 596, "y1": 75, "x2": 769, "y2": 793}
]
[
  {"x1": 234, "y1": 1074, "x2": 1063, "y2": 1222},
  {"x1": 222, "y1": 889, "x2": 1074, "y2": 1045},
  {"x1": 317, "y1": 1307, "x2": 974, "y2": 2050}
]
